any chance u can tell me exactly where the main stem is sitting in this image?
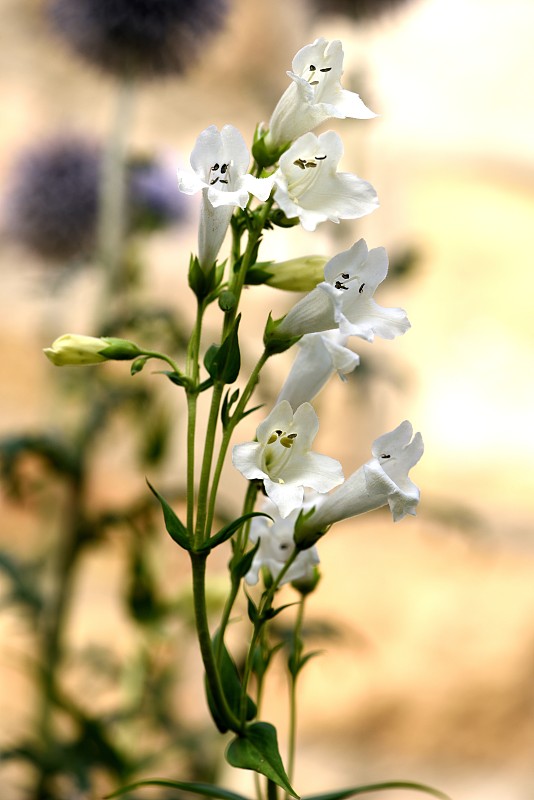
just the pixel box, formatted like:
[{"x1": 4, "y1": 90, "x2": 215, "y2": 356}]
[
  {"x1": 287, "y1": 597, "x2": 306, "y2": 789},
  {"x1": 190, "y1": 552, "x2": 242, "y2": 733}
]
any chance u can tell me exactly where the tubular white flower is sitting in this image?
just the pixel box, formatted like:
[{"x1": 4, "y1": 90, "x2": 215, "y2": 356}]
[
  {"x1": 245, "y1": 502, "x2": 320, "y2": 587},
  {"x1": 277, "y1": 331, "x2": 359, "y2": 410},
  {"x1": 299, "y1": 421, "x2": 423, "y2": 537},
  {"x1": 232, "y1": 400, "x2": 343, "y2": 519},
  {"x1": 265, "y1": 38, "x2": 376, "y2": 149},
  {"x1": 277, "y1": 239, "x2": 410, "y2": 341},
  {"x1": 273, "y1": 131, "x2": 378, "y2": 232},
  {"x1": 177, "y1": 124, "x2": 274, "y2": 269}
]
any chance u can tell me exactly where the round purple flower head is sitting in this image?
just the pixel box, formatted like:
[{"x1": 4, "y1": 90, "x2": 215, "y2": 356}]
[
  {"x1": 4, "y1": 137, "x2": 186, "y2": 262},
  {"x1": 48, "y1": 0, "x2": 229, "y2": 79},
  {"x1": 4, "y1": 137, "x2": 100, "y2": 261}
]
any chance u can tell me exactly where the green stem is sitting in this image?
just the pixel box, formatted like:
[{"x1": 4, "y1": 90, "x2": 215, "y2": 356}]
[
  {"x1": 185, "y1": 300, "x2": 206, "y2": 536},
  {"x1": 190, "y1": 552, "x2": 242, "y2": 733},
  {"x1": 287, "y1": 597, "x2": 306, "y2": 790},
  {"x1": 195, "y1": 381, "x2": 224, "y2": 546},
  {"x1": 205, "y1": 350, "x2": 269, "y2": 538},
  {"x1": 267, "y1": 778, "x2": 278, "y2": 800}
]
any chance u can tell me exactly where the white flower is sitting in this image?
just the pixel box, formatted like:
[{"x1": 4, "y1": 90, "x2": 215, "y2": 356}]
[
  {"x1": 245, "y1": 502, "x2": 320, "y2": 587},
  {"x1": 265, "y1": 38, "x2": 376, "y2": 149},
  {"x1": 232, "y1": 400, "x2": 343, "y2": 519},
  {"x1": 273, "y1": 131, "x2": 378, "y2": 232},
  {"x1": 277, "y1": 331, "x2": 359, "y2": 410},
  {"x1": 298, "y1": 421, "x2": 423, "y2": 542},
  {"x1": 177, "y1": 124, "x2": 274, "y2": 269},
  {"x1": 277, "y1": 239, "x2": 410, "y2": 341}
]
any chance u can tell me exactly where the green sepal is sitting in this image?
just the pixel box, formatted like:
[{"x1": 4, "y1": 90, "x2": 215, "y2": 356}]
[
  {"x1": 104, "y1": 778, "x2": 251, "y2": 800},
  {"x1": 293, "y1": 506, "x2": 327, "y2": 550},
  {"x1": 204, "y1": 316, "x2": 241, "y2": 384},
  {"x1": 269, "y1": 208, "x2": 300, "y2": 228},
  {"x1": 230, "y1": 539, "x2": 260, "y2": 582},
  {"x1": 251, "y1": 640, "x2": 284, "y2": 682},
  {"x1": 160, "y1": 370, "x2": 190, "y2": 389},
  {"x1": 198, "y1": 512, "x2": 271, "y2": 553},
  {"x1": 246, "y1": 592, "x2": 259, "y2": 624},
  {"x1": 188, "y1": 254, "x2": 224, "y2": 300},
  {"x1": 226, "y1": 722, "x2": 298, "y2": 798},
  {"x1": 252, "y1": 124, "x2": 290, "y2": 168},
  {"x1": 205, "y1": 631, "x2": 257, "y2": 732},
  {"x1": 146, "y1": 479, "x2": 191, "y2": 551},
  {"x1": 302, "y1": 781, "x2": 452, "y2": 800},
  {"x1": 130, "y1": 355, "x2": 150, "y2": 375},
  {"x1": 218, "y1": 290, "x2": 237, "y2": 312},
  {"x1": 244, "y1": 266, "x2": 273, "y2": 286},
  {"x1": 98, "y1": 338, "x2": 143, "y2": 361},
  {"x1": 263, "y1": 313, "x2": 301, "y2": 356}
]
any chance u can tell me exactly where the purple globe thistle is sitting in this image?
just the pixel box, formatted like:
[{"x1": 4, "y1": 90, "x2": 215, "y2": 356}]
[
  {"x1": 127, "y1": 155, "x2": 187, "y2": 232},
  {"x1": 48, "y1": 0, "x2": 229, "y2": 80},
  {"x1": 4, "y1": 137, "x2": 100, "y2": 261},
  {"x1": 3, "y1": 137, "x2": 186, "y2": 262}
]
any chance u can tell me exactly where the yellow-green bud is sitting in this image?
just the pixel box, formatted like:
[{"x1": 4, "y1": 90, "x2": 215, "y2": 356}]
[
  {"x1": 43, "y1": 334, "x2": 141, "y2": 366},
  {"x1": 261, "y1": 256, "x2": 327, "y2": 292},
  {"x1": 291, "y1": 566, "x2": 321, "y2": 596}
]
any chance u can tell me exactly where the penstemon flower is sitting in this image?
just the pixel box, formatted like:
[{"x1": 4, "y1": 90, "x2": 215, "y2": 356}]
[
  {"x1": 245, "y1": 502, "x2": 320, "y2": 586},
  {"x1": 276, "y1": 331, "x2": 359, "y2": 410},
  {"x1": 277, "y1": 239, "x2": 410, "y2": 341},
  {"x1": 232, "y1": 400, "x2": 343, "y2": 519},
  {"x1": 273, "y1": 131, "x2": 378, "y2": 232},
  {"x1": 296, "y1": 421, "x2": 423, "y2": 549},
  {"x1": 265, "y1": 37, "x2": 376, "y2": 149},
  {"x1": 177, "y1": 124, "x2": 274, "y2": 270}
]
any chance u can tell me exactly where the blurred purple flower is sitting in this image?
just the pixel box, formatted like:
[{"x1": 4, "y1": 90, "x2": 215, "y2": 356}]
[
  {"x1": 4, "y1": 136, "x2": 186, "y2": 262},
  {"x1": 128, "y1": 156, "x2": 187, "y2": 231},
  {"x1": 4, "y1": 137, "x2": 100, "y2": 261},
  {"x1": 48, "y1": 0, "x2": 229, "y2": 79}
]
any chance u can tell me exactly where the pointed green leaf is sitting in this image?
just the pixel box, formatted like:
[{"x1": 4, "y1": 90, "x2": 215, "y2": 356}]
[
  {"x1": 146, "y1": 480, "x2": 191, "y2": 551},
  {"x1": 230, "y1": 539, "x2": 261, "y2": 581},
  {"x1": 303, "y1": 781, "x2": 452, "y2": 800},
  {"x1": 206, "y1": 631, "x2": 256, "y2": 732},
  {"x1": 226, "y1": 722, "x2": 298, "y2": 798},
  {"x1": 205, "y1": 316, "x2": 241, "y2": 384},
  {"x1": 105, "y1": 778, "x2": 251, "y2": 800},
  {"x1": 199, "y1": 512, "x2": 272, "y2": 553}
]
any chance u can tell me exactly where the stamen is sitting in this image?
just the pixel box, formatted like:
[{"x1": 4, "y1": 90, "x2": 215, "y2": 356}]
[
  {"x1": 320, "y1": 67, "x2": 332, "y2": 72},
  {"x1": 293, "y1": 159, "x2": 306, "y2": 170},
  {"x1": 334, "y1": 281, "x2": 349, "y2": 290},
  {"x1": 341, "y1": 273, "x2": 349, "y2": 279},
  {"x1": 305, "y1": 161, "x2": 317, "y2": 168},
  {"x1": 210, "y1": 177, "x2": 219, "y2": 185},
  {"x1": 380, "y1": 454, "x2": 391, "y2": 459},
  {"x1": 287, "y1": 433, "x2": 297, "y2": 439},
  {"x1": 315, "y1": 155, "x2": 327, "y2": 160},
  {"x1": 213, "y1": 163, "x2": 219, "y2": 170},
  {"x1": 359, "y1": 283, "x2": 365, "y2": 294},
  {"x1": 309, "y1": 65, "x2": 316, "y2": 71}
]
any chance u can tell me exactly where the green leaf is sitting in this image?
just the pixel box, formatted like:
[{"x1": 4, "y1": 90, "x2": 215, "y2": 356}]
[
  {"x1": 160, "y1": 370, "x2": 189, "y2": 388},
  {"x1": 200, "y1": 512, "x2": 272, "y2": 553},
  {"x1": 146, "y1": 480, "x2": 191, "y2": 551},
  {"x1": 226, "y1": 722, "x2": 298, "y2": 798},
  {"x1": 206, "y1": 631, "x2": 256, "y2": 732},
  {"x1": 303, "y1": 781, "x2": 452, "y2": 800},
  {"x1": 230, "y1": 539, "x2": 261, "y2": 581},
  {"x1": 105, "y1": 778, "x2": 251, "y2": 800}
]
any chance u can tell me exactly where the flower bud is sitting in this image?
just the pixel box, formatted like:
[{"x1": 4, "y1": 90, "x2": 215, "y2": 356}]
[
  {"x1": 291, "y1": 565, "x2": 321, "y2": 596},
  {"x1": 44, "y1": 334, "x2": 142, "y2": 366},
  {"x1": 252, "y1": 256, "x2": 327, "y2": 293}
]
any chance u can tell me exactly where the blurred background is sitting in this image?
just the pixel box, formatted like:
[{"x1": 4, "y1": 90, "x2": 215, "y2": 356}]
[{"x1": 1, "y1": 0, "x2": 533, "y2": 798}]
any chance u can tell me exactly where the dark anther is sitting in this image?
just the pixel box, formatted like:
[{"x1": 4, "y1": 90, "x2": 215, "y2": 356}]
[
  {"x1": 220, "y1": 179, "x2": 228, "y2": 184},
  {"x1": 320, "y1": 67, "x2": 332, "y2": 72},
  {"x1": 221, "y1": 163, "x2": 228, "y2": 174},
  {"x1": 309, "y1": 64, "x2": 316, "y2": 71},
  {"x1": 279, "y1": 543, "x2": 289, "y2": 550},
  {"x1": 213, "y1": 163, "x2": 219, "y2": 170},
  {"x1": 341, "y1": 273, "x2": 349, "y2": 279},
  {"x1": 293, "y1": 159, "x2": 306, "y2": 170},
  {"x1": 315, "y1": 155, "x2": 327, "y2": 160},
  {"x1": 359, "y1": 283, "x2": 365, "y2": 294},
  {"x1": 305, "y1": 161, "x2": 317, "y2": 168},
  {"x1": 310, "y1": 80, "x2": 319, "y2": 86},
  {"x1": 210, "y1": 177, "x2": 219, "y2": 185},
  {"x1": 380, "y1": 454, "x2": 391, "y2": 459},
  {"x1": 287, "y1": 433, "x2": 297, "y2": 439},
  {"x1": 275, "y1": 429, "x2": 283, "y2": 436},
  {"x1": 334, "y1": 281, "x2": 349, "y2": 290}
]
